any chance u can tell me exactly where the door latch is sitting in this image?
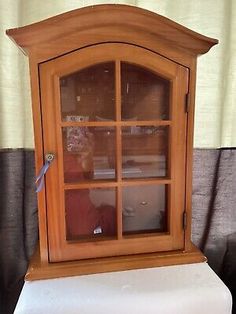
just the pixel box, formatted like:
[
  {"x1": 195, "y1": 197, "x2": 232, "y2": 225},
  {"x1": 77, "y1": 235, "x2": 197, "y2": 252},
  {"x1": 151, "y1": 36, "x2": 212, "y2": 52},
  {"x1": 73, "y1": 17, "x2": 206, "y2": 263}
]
[{"x1": 35, "y1": 153, "x2": 55, "y2": 192}]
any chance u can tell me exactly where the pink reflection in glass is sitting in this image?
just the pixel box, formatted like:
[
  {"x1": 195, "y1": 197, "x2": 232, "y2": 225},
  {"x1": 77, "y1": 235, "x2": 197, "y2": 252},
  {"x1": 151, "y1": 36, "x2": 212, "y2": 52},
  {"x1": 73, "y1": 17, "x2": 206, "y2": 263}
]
[{"x1": 65, "y1": 188, "x2": 117, "y2": 240}]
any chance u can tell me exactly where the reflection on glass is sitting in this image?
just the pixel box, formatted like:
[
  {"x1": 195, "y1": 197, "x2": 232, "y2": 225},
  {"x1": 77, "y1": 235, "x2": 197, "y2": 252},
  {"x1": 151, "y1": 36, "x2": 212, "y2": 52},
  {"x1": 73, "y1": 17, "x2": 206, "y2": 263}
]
[
  {"x1": 121, "y1": 62, "x2": 170, "y2": 120},
  {"x1": 65, "y1": 188, "x2": 117, "y2": 240},
  {"x1": 60, "y1": 62, "x2": 115, "y2": 121},
  {"x1": 122, "y1": 185, "x2": 167, "y2": 235},
  {"x1": 122, "y1": 126, "x2": 168, "y2": 178},
  {"x1": 63, "y1": 127, "x2": 116, "y2": 182}
]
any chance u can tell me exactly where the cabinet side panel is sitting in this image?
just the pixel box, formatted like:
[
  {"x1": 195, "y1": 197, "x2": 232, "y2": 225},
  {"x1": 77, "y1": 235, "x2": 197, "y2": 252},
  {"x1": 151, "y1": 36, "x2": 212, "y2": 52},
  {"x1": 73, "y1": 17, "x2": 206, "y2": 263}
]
[
  {"x1": 169, "y1": 65, "x2": 188, "y2": 250},
  {"x1": 184, "y1": 59, "x2": 197, "y2": 251},
  {"x1": 29, "y1": 56, "x2": 48, "y2": 263}
]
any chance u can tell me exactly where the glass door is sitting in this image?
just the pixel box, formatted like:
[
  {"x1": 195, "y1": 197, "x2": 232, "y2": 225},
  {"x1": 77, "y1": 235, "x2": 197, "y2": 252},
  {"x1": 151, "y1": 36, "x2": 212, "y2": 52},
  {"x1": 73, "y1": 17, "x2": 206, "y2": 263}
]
[{"x1": 39, "y1": 43, "x2": 188, "y2": 262}]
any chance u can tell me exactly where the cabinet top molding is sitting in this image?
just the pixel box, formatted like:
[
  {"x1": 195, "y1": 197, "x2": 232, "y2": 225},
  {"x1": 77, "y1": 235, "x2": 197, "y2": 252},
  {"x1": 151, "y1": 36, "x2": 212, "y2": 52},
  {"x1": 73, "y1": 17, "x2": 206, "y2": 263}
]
[{"x1": 6, "y1": 4, "x2": 218, "y2": 61}]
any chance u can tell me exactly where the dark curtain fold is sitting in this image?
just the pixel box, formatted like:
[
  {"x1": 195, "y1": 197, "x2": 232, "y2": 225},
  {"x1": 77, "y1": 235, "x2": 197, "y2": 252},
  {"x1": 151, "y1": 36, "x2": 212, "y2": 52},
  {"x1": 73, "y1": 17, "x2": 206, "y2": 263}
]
[
  {"x1": 0, "y1": 148, "x2": 235, "y2": 313},
  {"x1": 192, "y1": 148, "x2": 236, "y2": 313},
  {"x1": 0, "y1": 150, "x2": 38, "y2": 314}
]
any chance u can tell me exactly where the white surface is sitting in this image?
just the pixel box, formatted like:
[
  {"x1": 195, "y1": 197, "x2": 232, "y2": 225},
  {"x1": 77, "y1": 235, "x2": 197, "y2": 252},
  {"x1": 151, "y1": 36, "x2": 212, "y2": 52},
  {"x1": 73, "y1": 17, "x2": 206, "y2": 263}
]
[{"x1": 14, "y1": 263, "x2": 232, "y2": 314}]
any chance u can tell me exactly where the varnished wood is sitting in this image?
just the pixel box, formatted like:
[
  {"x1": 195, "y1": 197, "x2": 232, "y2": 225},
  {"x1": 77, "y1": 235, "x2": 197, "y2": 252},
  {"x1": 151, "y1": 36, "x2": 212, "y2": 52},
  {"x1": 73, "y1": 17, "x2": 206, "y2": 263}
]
[
  {"x1": 171, "y1": 65, "x2": 188, "y2": 250},
  {"x1": 39, "y1": 43, "x2": 186, "y2": 262},
  {"x1": 116, "y1": 186, "x2": 122, "y2": 240},
  {"x1": 28, "y1": 58, "x2": 49, "y2": 264},
  {"x1": 6, "y1": 4, "x2": 217, "y2": 61},
  {"x1": 50, "y1": 233, "x2": 176, "y2": 262},
  {"x1": 184, "y1": 59, "x2": 197, "y2": 250},
  {"x1": 166, "y1": 65, "x2": 188, "y2": 250},
  {"x1": 60, "y1": 120, "x2": 171, "y2": 127},
  {"x1": 39, "y1": 42, "x2": 181, "y2": 79},
  {"x1": 115, "y1": 60, "x2": 123, "y2": 240},
  {"x1": 63, "y1": 179, "x2": 172, "y2": 190},
  {"x1": 26, "y1": 243, "x2": 206, "y2": 281},
  {"x1": 6, "y1": 5, "x2": 217, "y2": 278}
]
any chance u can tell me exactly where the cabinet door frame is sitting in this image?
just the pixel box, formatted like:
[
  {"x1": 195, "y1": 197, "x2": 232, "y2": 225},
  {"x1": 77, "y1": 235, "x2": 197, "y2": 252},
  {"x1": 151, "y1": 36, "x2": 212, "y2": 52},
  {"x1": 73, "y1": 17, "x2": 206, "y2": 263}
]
[{"x1": 39, "y1": 43, "x2": 188, "y2": 262}]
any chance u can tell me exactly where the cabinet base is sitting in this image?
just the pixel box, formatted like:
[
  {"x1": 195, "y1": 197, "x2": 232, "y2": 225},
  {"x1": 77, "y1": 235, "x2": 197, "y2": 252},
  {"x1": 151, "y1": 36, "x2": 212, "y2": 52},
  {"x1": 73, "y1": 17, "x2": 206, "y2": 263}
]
[{"x1": 26, "y1": 243, "x2": 206, "y2": 281}]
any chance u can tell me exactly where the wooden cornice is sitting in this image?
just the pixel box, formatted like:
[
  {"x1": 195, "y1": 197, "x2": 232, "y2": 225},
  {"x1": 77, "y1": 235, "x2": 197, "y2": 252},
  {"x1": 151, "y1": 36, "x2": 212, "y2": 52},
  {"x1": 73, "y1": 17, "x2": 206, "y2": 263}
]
[{"x1": 6, "y1": 4, "x2": 218, "y2": 61}]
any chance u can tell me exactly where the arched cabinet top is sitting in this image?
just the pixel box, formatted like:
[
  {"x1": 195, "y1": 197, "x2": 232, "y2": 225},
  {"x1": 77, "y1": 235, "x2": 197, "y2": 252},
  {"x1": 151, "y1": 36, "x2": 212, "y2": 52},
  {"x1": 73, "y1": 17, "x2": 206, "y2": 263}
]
[{"x1": 6, "y1": 4, "x2": 218, "y2": 63}]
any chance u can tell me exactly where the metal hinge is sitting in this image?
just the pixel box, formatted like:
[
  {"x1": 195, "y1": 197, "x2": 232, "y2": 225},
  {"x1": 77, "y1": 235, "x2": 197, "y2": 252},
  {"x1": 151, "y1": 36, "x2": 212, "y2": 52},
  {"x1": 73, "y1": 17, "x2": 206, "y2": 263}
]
[
  {"x1": 185, "y1": 93, "x2": 190, "y2": 113},
  {"x1": 183, "y1": 211, "x2": 187, "y2": 230}
]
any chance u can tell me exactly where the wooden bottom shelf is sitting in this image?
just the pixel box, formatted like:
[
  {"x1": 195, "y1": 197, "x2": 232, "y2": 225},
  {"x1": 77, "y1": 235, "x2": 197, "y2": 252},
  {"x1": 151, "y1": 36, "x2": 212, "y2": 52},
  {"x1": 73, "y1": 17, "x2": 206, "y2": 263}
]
[{"x1": 26, "y1": 243, "x2": 206, "y2": 281}]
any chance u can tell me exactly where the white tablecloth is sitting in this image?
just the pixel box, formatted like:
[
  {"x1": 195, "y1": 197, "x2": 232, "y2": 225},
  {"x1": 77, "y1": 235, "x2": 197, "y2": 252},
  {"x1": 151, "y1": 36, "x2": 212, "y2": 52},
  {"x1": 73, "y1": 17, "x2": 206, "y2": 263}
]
[{"x1": 14, "y1": 263, "x2": 232, "y2": 314}]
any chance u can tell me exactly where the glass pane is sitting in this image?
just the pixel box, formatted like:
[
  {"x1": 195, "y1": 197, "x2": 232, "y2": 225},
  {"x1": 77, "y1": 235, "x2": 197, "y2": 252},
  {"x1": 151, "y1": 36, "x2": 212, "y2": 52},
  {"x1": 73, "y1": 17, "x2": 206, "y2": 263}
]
[
  {"x1": 63, "y1": 127, "x2": 116, "y2": 182},
  {"x1": 60, "y1": 62, "x2": 115, "y2": 121},
  {"x1": 65, "y1": 188, "x2": 116, "y2": 240},
  {"x1": 122, "y1": 185, "x2": 167, "y2": 235},
  {"x1": 121, "y1": 63, "x2": 170, "y2": 120},
  {"x1": 122, "y1": 126, "x2": 168, "y2": 178}
]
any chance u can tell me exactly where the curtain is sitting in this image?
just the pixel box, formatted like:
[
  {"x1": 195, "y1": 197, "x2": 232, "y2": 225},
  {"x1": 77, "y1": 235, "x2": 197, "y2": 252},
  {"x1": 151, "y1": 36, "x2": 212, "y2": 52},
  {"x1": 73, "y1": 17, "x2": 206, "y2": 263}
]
[
  {"x1": 0, "y1": 1, "x2": 236, "y2": 313},
  {"x1": 0, "y1": 150, "x2": 38, "y2": 314},
  {"x1": 192, "y1": 149, "x2": 236, "y2": 306}
]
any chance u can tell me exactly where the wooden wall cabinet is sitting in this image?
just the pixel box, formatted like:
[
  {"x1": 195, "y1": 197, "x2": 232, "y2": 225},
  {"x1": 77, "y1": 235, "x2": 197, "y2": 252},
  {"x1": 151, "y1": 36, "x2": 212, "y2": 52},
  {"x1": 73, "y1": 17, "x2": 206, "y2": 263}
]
[{"x1": 7, "y1": 5, "x2": 218, "y2": 280}]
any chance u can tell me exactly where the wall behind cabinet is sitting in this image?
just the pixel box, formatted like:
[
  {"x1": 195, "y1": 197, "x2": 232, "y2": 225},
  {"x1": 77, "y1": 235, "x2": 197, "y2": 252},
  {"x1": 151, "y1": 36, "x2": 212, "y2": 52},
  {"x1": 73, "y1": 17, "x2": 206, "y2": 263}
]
[{"x1": 1, "y1": 0, "x2": 236, "y2": 148}]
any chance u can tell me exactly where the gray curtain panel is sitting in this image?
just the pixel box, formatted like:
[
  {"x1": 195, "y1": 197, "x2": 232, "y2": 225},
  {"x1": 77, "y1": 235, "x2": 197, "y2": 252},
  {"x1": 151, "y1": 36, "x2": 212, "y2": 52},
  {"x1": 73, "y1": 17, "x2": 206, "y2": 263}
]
[
  {"x1": 0, "y1": 150, "x2": 38, "y2": 314},
  {"x1": 0, "y1": 148, "x2": 235, "y2": 313},
  {"x1": 192, "y1": 148, "x2": 236, "y2": 314},
  {"x1": 192, "y1": 149, "x2": 236, "y2": 272}
]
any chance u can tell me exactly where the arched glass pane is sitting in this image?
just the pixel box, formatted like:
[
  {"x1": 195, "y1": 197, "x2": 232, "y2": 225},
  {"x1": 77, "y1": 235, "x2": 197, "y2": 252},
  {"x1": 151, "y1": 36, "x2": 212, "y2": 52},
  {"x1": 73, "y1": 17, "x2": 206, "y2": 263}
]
[
  {"x1": 121, "y1": 63, "x2": 170, "y2": 120},
  {"x1": 60, "y1": 62, "x2": 115, "y2": 121}
]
